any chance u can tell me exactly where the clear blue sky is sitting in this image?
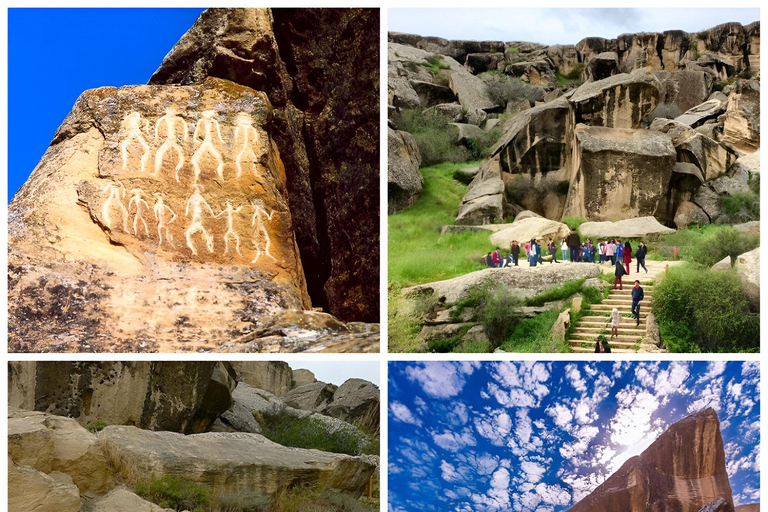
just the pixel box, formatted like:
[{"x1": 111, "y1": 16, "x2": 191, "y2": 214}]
[
  {"x1": 8, "y1": 8, "x2": 205, "y2": 202},
  {"x1": 389, "y1": 361, "x2": 760, "y2": 512}
]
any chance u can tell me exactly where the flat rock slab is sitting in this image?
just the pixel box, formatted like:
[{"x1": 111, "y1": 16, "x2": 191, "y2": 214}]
[
  {"x1": 489, "y1": 217, "x2": 571, "y2": 247},
  {"x1": 579, "y1": 217, "x2": 675, "y2": 239},
  {"x1": 100, "y1": 426, "x2": 376, "y2": 497}
]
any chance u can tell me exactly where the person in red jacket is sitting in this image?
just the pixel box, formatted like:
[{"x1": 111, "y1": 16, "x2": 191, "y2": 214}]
[
  {"x1": 623, "y1": 241, "x2": 632, "y2": 275},
  {"x1": 491, "y1": 249, "x2": 502, "y2": 267}
]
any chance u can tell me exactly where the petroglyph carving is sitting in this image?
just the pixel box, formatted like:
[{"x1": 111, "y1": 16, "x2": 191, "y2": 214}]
[
  {"x1": 121, "y1": 112, "x2": 150, "y2": 173},
  {"x1": 216, "y1": 200, "x2": 244, "y2": 256},
  {"x1": 234, "y1": 113, "x2": 260, "y2": 178},
  {"x1": 154, "y1": 106, "x2": 189, "y2": 181},
  {"x1": 102, "y1": 181, "x2": 129, "y2": 233},
  {"x1": 128, "y1": 188, "x2": 150, "y2": 236},
  {"x1": 192, "y1": 110, "x2": 225, "y2": 182},
  {"x1": 185, "y1": 185, "x2": 215, "y2": 255},
  {"x1": 153, "y1": 193, "x2": 178, "y2": 249},
  {"x1": 251, "y1": 199, "x2": 276, "y2": 263}
]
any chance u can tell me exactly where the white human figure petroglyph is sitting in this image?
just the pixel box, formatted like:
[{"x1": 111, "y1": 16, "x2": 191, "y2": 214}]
[
  {"x1": 128, "y1": 188, "x2": 150, "y2": 236},
  {"x1": 185, "y1": 185, "x2": 216, "y2": 255},
  {"x1": 153, "y1": 193, "x2": 178, "y2": 249},
  {"x1": 251, "y1": 199, "x2": 276, "y2": 263},
  {"x1": 215, "y1": 200, "x2": 244, "y2": 256},
  {"x1": 102, "y1": 181, "x2": 129, "y2": 233},
  {"x1": 191, "y1": 110, "x2": 225, "y2": 182},
  {"x1": 154, "y1": 106, "x2": 189, "y2": 181},
  {"x1": 234, "y1": 113, "x2": 259, "y2": 178},
  {"x1": 121, "y1": 112, "x2": 150, "y2": 173}
]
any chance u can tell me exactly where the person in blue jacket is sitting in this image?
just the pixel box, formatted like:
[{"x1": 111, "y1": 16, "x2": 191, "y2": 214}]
[{"x1": 631, "y1": 279, "x2": 644, "y2": 326}]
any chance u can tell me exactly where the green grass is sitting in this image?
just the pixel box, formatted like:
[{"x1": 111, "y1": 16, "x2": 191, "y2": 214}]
[
  {"x1": 86, "y1": 420, "x2": 107, "y2": 433},
  {"x1": 135, "y1": 475, "x2": 210, "y2": 512},
  {"x1": 389, "y1": 161, "x2": 493, "y2": 287},
  {"x1": 420, "y1": 54, "x2": 451, "y2": 73},
  {"x1": 561, "y1": 216, "x2": 588, "y2": 232},
  {"x1": 525, "y1": 278, "x2": 586, "y2": 306},
  {"x1": 647, "y1": 225, "x2": 759, "y2": 266},
  {"x1": 497, "y1": 309, "x2": 569, "y2": 352},
  {"x1": 505, "y1": 46, "x2": 520, "y2": 54},
  {"x1": 259, "y1": 412, "x2": 378, "y2": 456}
]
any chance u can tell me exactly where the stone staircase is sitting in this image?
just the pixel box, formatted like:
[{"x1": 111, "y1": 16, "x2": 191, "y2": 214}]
[{"x1": 568, "y1": 261, "x2": 674, "y2": 353}]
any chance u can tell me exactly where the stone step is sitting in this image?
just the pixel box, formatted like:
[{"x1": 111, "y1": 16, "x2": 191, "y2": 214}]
[
  {"x1": 570, "y1": 333, "x2": 642, "y2": 343},
  {"x1": 611, "y1": 287, "x2": 654, "y2": 294},
  {"x1": 571, "y1": 346, "x2": 636, "y2": 353},
  {"x1": 569, "y1": 338, "x2": 639, "y2": 348},
  {"x1": 573, "y1": 326, "x2": 646, "y2": 336},
  {"x1": 590, "y1": 305, "x2": 649, "y2": 316},
  {"x1": 578, "y1": 321, "x2": 647, "y2": 330},
  {"x1": 603, "y1": 298, "x2": 654, "y2": 304}
]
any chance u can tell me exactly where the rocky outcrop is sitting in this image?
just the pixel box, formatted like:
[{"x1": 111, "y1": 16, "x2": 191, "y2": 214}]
[
  {"x1": 230, "y1": 361, "x2": 292, "y2": 397},
  {"x1": 149, "y1": 8, "x2": 380, "y2": 323},
  {"x1": 734, "y1": 247, "x2": 759, "y2": 309},
  {"x1": 455, "y1": 159, "x2": 506, "y2": 225},
  {"x1": 721, "y1": 80, "x2": 760, "y2": 151},
  {"x1": 564, "y1": 125, "x2": 676, "y2": 221},
  {"x1": 579, "y1": 217, "x2": 675, "y2": 239},
  {"x1": 674, "y1": 201, "x2": 710, "y2": 227},
  {"x1": 569, "y1": 408, "x2": 734, "y2": 512},
  {"x1": 389, "y1": 128, "x2": 423, "y2": 214},
  {"x1": 292, "y1": 369, "x2": 317, "y2": 388},
  {"x1": 488, "y1": 217, "x2": 570, "y2": 248},
  {"x1": 323, "y1": 378, "x2": 380, "y2": 436},
  {"x1": 100, "y1": 426, "x2": 376, "y2": 497},
  {"x1": 283, "y1": 381, "x2": 338, "y2": 411},
  {"x1": 90, "y1": 488, "x2": 174, "y2": 512},
  {"x1": 8, "y1": 361, "x2": 235, "y2": 434},
  {"x1": 9, "y1": 457, "x2": 82, "y2": 512}
]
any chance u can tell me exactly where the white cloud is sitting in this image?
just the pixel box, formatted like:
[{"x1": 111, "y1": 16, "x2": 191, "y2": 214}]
[
  {"x1": 475, "y1": 409, "x2": 513, "y2": 446},
  {"x1": 391, "y1": 401, "x2": 422, "y2": 426},
  {"x1": 700, "y1": 361, "x2": 727, "y2": 383},
  {"x1": 520, "y1": 460, "x2": 546, "y2": 484},
  {"x1": 433, "y1": 428, "x2": 477, "y2": 452},
  {"x1": 564, "y1": 364, "x2": 587, "y2": 393},
  {"x1": 535, "y1": 483, "x2": 571, "y2": 506},
  {"x1": 610, "y1": 387, "x2": 660, "y2": 446},
  {"x1": 546, "y1": 403, "x2": 573, "y2": 429},
  {"x1": 440, "y1": 460, "x2": 461, "y2": 482},
  {"x1": 654, "y1": 361, "x2": 690, "y2": 397},
  {"x1": 687, "y1": 377, "x2": 724, "y2": 414},
  {"x1": 406, "y1": 361, "x2": 480, "y2": 398}
]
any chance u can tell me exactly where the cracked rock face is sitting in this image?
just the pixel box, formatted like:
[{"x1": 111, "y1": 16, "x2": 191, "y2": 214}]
[{"x1": 8, "y1": 79, "x2": 312, "y2": 352}]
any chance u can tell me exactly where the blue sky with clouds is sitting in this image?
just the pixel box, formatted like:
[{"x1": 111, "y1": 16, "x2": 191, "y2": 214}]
[{"x1": 389, "y1": 361, "x2": 760, "y2": 512}]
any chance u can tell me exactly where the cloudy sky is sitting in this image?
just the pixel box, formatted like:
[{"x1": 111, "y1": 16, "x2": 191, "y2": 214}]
[
  {"x1": 389, "y1": 361, "x2": 760, "y2": 512},
  {"x1": 289, "y1": 361, "x2": 380, "y2": 387},
  {"x1": 389, "y1": 8, "x2": 759, "y2": 46}
]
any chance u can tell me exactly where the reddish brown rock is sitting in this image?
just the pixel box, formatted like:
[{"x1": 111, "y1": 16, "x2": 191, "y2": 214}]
[{"x1": 568, "y1": 408, "x2": 734, "y2": 512}]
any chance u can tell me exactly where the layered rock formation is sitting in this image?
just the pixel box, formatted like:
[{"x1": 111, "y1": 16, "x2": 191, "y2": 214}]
[
  {"x1": 9, "y1": 8, "x2": 380, "y2": 352},
  {"x1": 568, "y1": 408, "x2": 734, "y2": 512}
]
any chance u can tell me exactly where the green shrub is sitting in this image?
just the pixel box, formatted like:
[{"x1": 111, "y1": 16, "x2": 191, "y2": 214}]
[
  {"x1": 721, "y1": 191, "x2": 760, "y2": 221},
  {"x1": 260, "y1": 411, "x2": 378, "y2": 456},
  {"x1": 684, "y1": 227, "x2": 759, "y2": 267},
  {"x1": 498, "y1": 309, "x2": 568, "y2": 353},
  {"x1": 561, "y1": 216, "x2": 588, "y2": 232},
  {"x1": 390, "y1": 109, "x2": 469, "y2": 166},
  {"x1": 278, "y1": 486, "x2": 376, "y2": 512},
  {"x1": 525, "y1": 278, "x2": 586, "y2": 306},
  {"x1": 218, "y1": 490, "x2": 274, "y2": 512},
  {"x1": 420, "y1": 54, "x2": 451, "y2": 73},
  {"x1": 739, "y1": 69, "x2": 754, "y2": 80},
  {"x1": 135, "y1": 475, "x2": 210, "y2": 512},
  {"x1": 465, "y1": 125, "x2": 503, "y2": 160},
  {"x1": 480, "y1": 286, "x2": 523, "y2": 348},
  {"x1": 86, "y1": 420, "x2": 107, "y2": 433},
  {"x1": 505, "y1": 46, "x2": 520, "y2": 54},
  {"x1": 653, "y1": 265, "x2": 759, "y2": 352}
]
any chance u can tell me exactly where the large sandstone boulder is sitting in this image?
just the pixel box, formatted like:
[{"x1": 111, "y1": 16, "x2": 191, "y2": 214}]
[
  {"x1": 455, "y1": 159, "x2": 505, "y2": 225},
  {"x1": 674, "y1": 97, "x2": 727, "y2": 128},
  {"x1": 230, "y1": 361, "x2": 292, "y2": 397},
  {"x1": 721, "y1": 80, "x2": 760, "y2": 151},
  {"x1": 283, "y1": 381, "x2": 338, "y2": 411},
  {"x1": 388, "y1": 128, "x2": 423, "y2": 215},
  {"x1": 489, "y1": 217, "x2": 570, "y2": 248},
  {"x1": 569, "y1": 408, "x2": 734, "y2": 512},
  {"x1": 8, "y1": 457, "x2": 82, "y2": 512},
  {"x1": 587, "y1": 52, "x2": 619, "y2": 80},
  {"x1": 90, "y1": 488, "x2": 175, "y2": 512},
  {"x1": 448, "y1": 70, "x2": 499, "y2": 112},
  {"x1": 9, "y1": 79, "x2": 310, "y2": 352},
  {"x1": 569, "y1": 69, "x2": 661, "y2": 129},
  {"x1": 322, "y1": 378, "x2": 380, "y2": 435},
  {"x1": 674, "y1": 201, "x2": 710, "y2": 228},
  {"x1": 563, "y1": 125, "x2": 676, "y2": 222},
  {"x1": 579, "y1": 217, "x2": 675, "y2": 239},
  {"x1": 8, "y1": 361, "x2": 234, "y2": 434},
  {"x1": 734, "y1": 247, "x2": 759, "y2": 309},
  {"x1": 149, "y1": 8, "x2": 380, "y2": 323},
  {"x1": 100, "y1": 426, "x2": 376, "y2": 497},
  {"x1": 403, "y1": 263, "x2": 600, "y2": 305},
  {"x1": 292, "y1": 369, "x2": 317, "y2": 388},
  {"x1": 675, "y1": 131, "x2": 735, "y2": 181},
  {"x1": 652, "y1": 70, "x2": 713, "y2": 119}
]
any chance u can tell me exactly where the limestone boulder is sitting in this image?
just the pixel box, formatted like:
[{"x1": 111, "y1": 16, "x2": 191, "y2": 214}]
[
  {"x1": 283, "y1": 381, "x2": 338, "y2": 412},
  {"x1": 721, "y1": 80, "x2": 760, "y2": 151},
  {"x1": 455, "y1": 160, "x2": 505, "y2": 225},
  {"x1": 711, "y1": 256, "x2": 732, "y2": 271},
  {"x1": 569, "y1": 408, "x2": 734, "y2": 512},
  {"x1": 409, "y1": 80, "x2": 456, "y2": 108},
  {"x1": 465, "y1": 108, "x2": 488, "y2": 127},
  {"x1": 231, "y1": 361, "x2": 292, "y2": 397},
  {"x1": 692, "y1": 184, "x2": 722, "y2": 221},
  {"x1": 674, "y1": 98, "x2": 727, "y2": 128},
  {"x1": 546, "y1": 44, "x2": 580, "y2": 76},
  {"x1": 733, "y1": 221, "x2": 760, "y2": 237},
  {"x1": 734, "y1": 247, "x2": 759, "y2": 309},
  {"x1": 322, "y1": 378, "x2": 380, "y2": 435},
  {"x1": 9, "y1": 458, "x2": 82, "y2": 512},
  {"x1": 292, "y1": 368, "x2": 317, "y2": 388},
  {"x1": 8, "y1": 362, "x2": 234, "y2": 435},
  {"x1": 90, "y1": 488, "x2": 175, "y2": 512},
  {"x1": 569, "y1": 69, "x2": 661, "y2": 128},
  {"x1": 698, "y1": 498, "x2": 730, "y2": 512},
  {"x1": 674, "y1": 201, "x2": 710, "y2": 228},
  {"x1": 579, "y1": 217, "x2": 675, "y2": 239},
  {"x1": 403, "y1": 263, "x2": 600, "y2": 305},
  {"x1": 8, "y1": 410, "x2": 113, "y2": 497},
  {"x1": 504, "y1": 60, "x2": 557, "y2": 88},
  {"x1": 489, "y1": 218, "x2": 570, "y2": 248},
  {"x1": 709, "y1": 164, "x2": 751, "y2": 196},
  {"x1": 149, "y1": 9, "x2": 380, "y2": 323},
  {"x1": 653, "y1": 70, "x2": 713, "y2": 119},
  {"x1": 449, "y1": 70, "x2": 499, "y2": 112},
  {"x1": 213, "y1": 400, "x2": 263, "y2": 434},
  {"x1": 563, "y1": 125, "x2": 676, "y2": 222},
  {"x1": 388, "y1": 128, "x2": 423, "y2": 214},
  {"x1": 675, "y1": 131, "x2": 735, "y2": 181},
  {"x1": 389, "y1": 77, "x2": 421, "y2": 109},
  {"x1": 587, "y1": 52, "x2": 619, "y2": 80},
  {"x1": 100, "y1": 426, "x2": 376, "y2": 497},
  {"x1": 453, "y1": 166, "x2": 480, "y2": 185},
  {"x1": 423, "y1": 102, "x2": 465, "y2": 122},
  {"x1": 552, "y1": 309, "x2": 571, "y2": 341},
  {"x1": 448, "y1": 123, "x2": 484, "y2": 144},
  {"x1": 465, "y1": 52, "x2": 505, "y2": 74},
  {"x1": 9, "y1": 80, "x2": 311, "y2": 353}
]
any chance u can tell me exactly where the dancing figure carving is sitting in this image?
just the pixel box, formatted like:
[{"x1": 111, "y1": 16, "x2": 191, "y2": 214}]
[
  {"x1": 101, "y1": 181, "x2": 130, "y2": 233},
  {"x1": 128, "y1": 188, "x2": 150, "y2": 236},
  {"x1": 251, "y1": 199, "x2": 276, "y2": 263},
  {"x1": 154, "y1": 106, "x2": 189, "y2": 181},
  {"x1": 185, "y1": 185, "x2": 215, "y2": 255},
  {"x1": 191, "y1": 110, "x2": 225, "y2": 182},
  {"x1": 120, "y1": 112, "x2": 150, "y2": 173},
  {"x1": 153, "y1": 193, "x2": 177, "y2": 249},
  {"x1": 234, "y1": 113, "x2": 260, "y2": 178},
  {"x1": 215, "y1": 200, "x2": 244, "y2": 256}
]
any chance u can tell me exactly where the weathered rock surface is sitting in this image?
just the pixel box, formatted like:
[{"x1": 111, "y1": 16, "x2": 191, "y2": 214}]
[
  {"x1": 283, "y1": 381, "x2": 338, "y2": 411},
  {"x1": 230, "y1": 361, "x2": 292, "y2": 397},
  {"x1": 489, "y1": 217, "x2": 570, "y2": 247},
  {"x1": 733, "y1": 221, "x2": 760, "y2": 236},
  {"x1": 291, "y1": 368, "x2": 317, "y2": 388},
  {"x1": 734, "y1": 505, "x2": 760, "y2": 512},
  {"x1": 8, "y1": 361, "x2": 234, "y2": 434},
  {"x1": 150, "y1": 8, "x2": 380, "y2": 323},
  {"x1": 674, "y1": 98, "x2": 727, "y2": 128},
  {"x1": 563, "y1": 125, "x2": 676, "y2": 221},
  {"x1": 449, "y1": 70, "x2": 499, "y2": 112},
  {"x1": 9, "y1": 457, "x2": 82, "y2": 512},
  {"x1": 734, "y1": 247, "x2": 759, "y2": 309},
  {"x1": 579, "y1": 217, "x2": 676, "y2": 239},
  {"x1": 9, "y1": 79, "x2": 311, "y2": 353},
  {"x1": 675, "y1": 201, "x2": 710, "y2": 227},
  {"x1": 455, "y1": 160, "x2": 505, "y2": 225},
  {"x1": 722, "y1": 80, "x2": 760, "y2": 151},
  {"x1": 403, "y1": 263, "x2": 600, "y2": 304},
  {"x1": 89, "y1": 488, "x2": 174, "y2": 512},
  {"x1": 388, "y1": 128, "x2": 423, "y2": 214},
  {"x1": 100, "y1": 426, "x2": 376, "y2": 497},
  {"x1": 569, "y1": 408, "x2": 734, "y2": 512},
  {"x1": 711, "y1": 256, "x2": 732, "y2": 271},
  {"x1": 323, "y1": 378, "x2": 380, "y2": 435}
]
